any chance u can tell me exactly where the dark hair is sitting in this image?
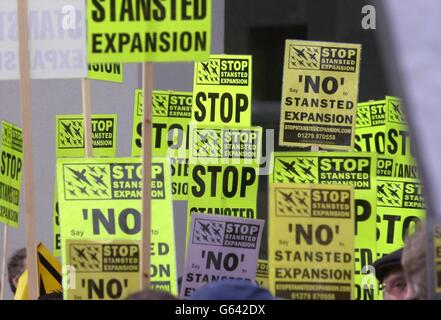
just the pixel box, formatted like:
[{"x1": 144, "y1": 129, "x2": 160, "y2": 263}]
[
  {"x1": 125, "y1": 288, "x2": 177, "y2": 300},
  {"x1": 7, "y1": 248, "x2": 26, "y2": 294},
  {"x1": 38, "y1": 290, "x2": 63, "y2": 300}
]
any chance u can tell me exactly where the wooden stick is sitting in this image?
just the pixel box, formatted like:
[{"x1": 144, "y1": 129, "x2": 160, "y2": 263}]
[
  {"x1": 0, "y1": 225, "x2": 8, "y2": 300},
  {"x1": 140, "y1": 63, "x2": 154, "y2": 289},
  {"x1": 17, "y1": 0, "x2": 38, "y2": 300},
  {"x1": 81, "y1": 79, "x2": 93, "y2": 157}
]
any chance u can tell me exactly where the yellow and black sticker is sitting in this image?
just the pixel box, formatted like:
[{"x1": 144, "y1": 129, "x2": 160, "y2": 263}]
[
  {"x1": 192, "y1": 55, "x2": 253, "y2": 126},
  {"x1": 279, "y1": 40, "x2": 361, "y2": 150},
  {"x1": 376, "y1": 178, "x2": 426, "y2": 258},
  {"x1": 269, "y1": 183, "x2": 354, "y2": 300},
  {"x1": 65, "y1": 240, "x2": 140, "y2": 300},
  {"x1": 55, "y1": 114, "x2": 117, "y2": 157}
]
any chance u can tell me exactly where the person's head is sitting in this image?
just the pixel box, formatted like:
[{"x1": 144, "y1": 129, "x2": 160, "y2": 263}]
[
  {"x1": 402, "y1": 223, "x2": 427, "y2": 300},
  {"x1": 38, "y1": 291, "x2": 63, "y2": 300},
  {"x1": 125, "y1": 288, "x2": 177, "y2": 300},
  {"x1": 188, "y1": 279, "x2": 274, "y2": 300},
  {"x1": 7, "y1": 248, "x2": 26, "y2": 294},
  {"x1": 373, "y1": 248, "x2": 413, "y2": 300}
]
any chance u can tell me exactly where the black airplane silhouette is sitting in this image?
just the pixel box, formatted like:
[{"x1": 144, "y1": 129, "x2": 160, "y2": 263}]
[
  {"x1": 201, "y1": 62, "x2": 210, "y2": 74},
  {"x1": 278, "y1": 159, "x2": 299, "y2": 175},
  {"x1": 287, "y1": 176, "x2": 296, "y2": 183},
  {"x1": 101, "y1": 189, "x2": 108, "y2": 196},
  {"x1": 296, "y1": 196, "x2": 307, "y2": 206},
  {"x1": 74, "y1": 247, "x2": 87, "y2": 260},
  {"x1": 92, "y1": 189, "x2": 100, "y2": 196},
  {"x1": 73, "y1": 127, "x2": 82, "y2": 139},
  {"x1": 294, "y1": 48, "x2": 307, "y2": 60},
  {"x1": 297, "y1": 159, "x2": 306, "y2": 165},
  {"x1": 279, "y1": 191, "x2": 296, "y2": 206},
  {"x1": 66, "y1": 136, "x2": 71, "y2": 144},
  {"x1": 202, "y1": 234, "x2": 209, "y2": 241},
  {"x1": 300, "y1": 165, "x2": 313, "y2": 176},
  {"x1": 286, "y1": 205, "x2": 294, "y2": 213},
  {"x1": 90, "y1": 173, "x2": 106, "y2": 187},
  {"x1": 90, "y1": 252, "x2": 99, "y2": 262},
  {"x1": 308, "y1": 52, "x2": 317, "y2": 62},
  {"x1": 78, "y1": 186, "x2": 88, "y2": 195},
  {"x1": 391, "y1": 102, "x2": 401, "y2": 115},
  {"x1": 68, "y1": 168, "x2": 92, "y2": 186},
  {"x1": 377, "y1": 184, "x2": 388, "y2": 197},
  {"x1": 61, "y1": 122, "x2": 73, "y2": 137},
  {"x1": 212, "y1": 228, "x2": 221, "y2": 237},
  {"x1": 68, "y1": 189, "x2": 76, "y2": 196},
  {"x1": 88, "y1": 166, "x2": 97, "y2": 174},
  {"x1": 198, "y1": 222, "x2": 212, "y2": 236},
  {"x1": 99, "y1": 167, "x2": 107, "y2": 174},
  {"x1": 210, "y1": 65, "x2": 218, "y2": 76},
  {"x1": 67, "y1": 181, "x2": 73, "y2": 187},
  {"x1": 298, "y1": 59, "x2": 305, "y2": 67},
  {"x1": 387, "y1": 187, "x2": 399, "y2": 198}
]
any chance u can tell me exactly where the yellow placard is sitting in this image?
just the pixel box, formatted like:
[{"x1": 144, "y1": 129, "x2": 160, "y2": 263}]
[
  {"x1": 0, "y1": 121, "x2": 23, "y2": 228},
  {"x1": 87, "y1": 0, "x2": 212, "y2": 63},
  {"x1": 57, "y1": 157, "x2": 177, "y2": 299},
  {"x1": 279, "y1": 40, "x2": 361, "y2": 150},
  {"x1": 187, "y1": 125, "x2": 262, "y2": 240},
  {"x1": 270, "y1": 152, "x2": 379, "y2": 300},
  {"x1": 192, "y1": 55, "x2": 253, "y2": 126},
  {"x1": 269, "y1": 183, "x2": 355, "y2": 300},
  {"x1": 376, "y1": 178, "x2": 426, "y2": 258}
]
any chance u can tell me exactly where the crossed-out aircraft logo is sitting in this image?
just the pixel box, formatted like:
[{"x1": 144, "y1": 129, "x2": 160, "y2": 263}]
[
  {"x1": 69, "y1": 244, "x2": 101, "y2": 272},
  {"x1": 274, "y1": 157, "x2": 317, "y2": 183},
  {"x1": 192, "y1": 218, "x2": 225, "y2": 246},
  {"x1": 356, "y1": 105, "x2": 372, "y2": 127},
  {"x1": 193, "y1": 129, "x2": 222, "y2": 158},
  {"x1": 388, "y1": 100, "x2": 406, "y2": 123},
  {"x1": 196, "y1": 59, "x2": 220, "y2": 85},
  {"x1": 275, "y1": 188, "x2": 310, "y2": 217},
  {"x1": 58, "y1": 120, "x2": 84, "y2": 148},
  {"x1": 288, "y1": 45, "x2": 320, "y2": 70},
  {"x1": 152, "y1": 93, "x2": 169, "y2": 117},
  {"x1": 63, "y1": 164, "x2": 111, "y2": 200},
  {"x1": 377, "y1": 181, "x2": 403, "y2": 207}
]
